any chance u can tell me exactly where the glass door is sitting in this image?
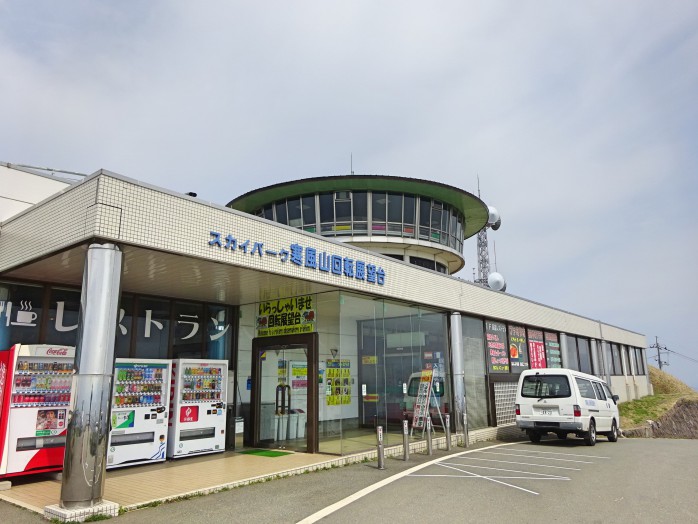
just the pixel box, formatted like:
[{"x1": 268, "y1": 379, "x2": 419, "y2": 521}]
[{"x1": 252, "y1": 334, "x2": 317, "y2": 452}]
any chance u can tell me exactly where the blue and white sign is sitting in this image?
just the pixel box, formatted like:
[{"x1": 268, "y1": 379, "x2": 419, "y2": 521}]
[{"x1": 208, "y1": 231, "x2": 386, "y2": 286}]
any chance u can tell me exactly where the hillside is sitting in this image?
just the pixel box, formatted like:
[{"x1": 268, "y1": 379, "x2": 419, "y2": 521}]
[{"x1": 621, "y1": 366, "x2": 698, "y2": 438}]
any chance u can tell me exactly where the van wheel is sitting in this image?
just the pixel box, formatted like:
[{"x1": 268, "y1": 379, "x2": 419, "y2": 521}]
[
  {"x1": 584, "y1": 420, "x2": 597, "y2": 446},
  {"x1": 556, "y1": 432, "x2": 567, "y2": 440},
  {"x1": 529, "y1": 431, "x2": 542, "y2": 443},
  {"x1": 607, "y1": 420, "x2": 618, "y2": 442}
]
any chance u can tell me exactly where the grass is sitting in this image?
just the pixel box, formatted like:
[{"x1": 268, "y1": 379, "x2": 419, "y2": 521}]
[{"x1": 618, "y1": 365, "x2": 698, "y2": 429}]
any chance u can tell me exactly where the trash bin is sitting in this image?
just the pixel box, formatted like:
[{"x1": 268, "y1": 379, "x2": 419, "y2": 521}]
[
  {"x1": 234, "y1": 416, "x2": 244, "y2": 450},
  {"x1": 288, "y1": 410, "x2": 299, "y2": 439},
  {"x1": 295, "y1": 409, "x2": 306, "y2": 439}
]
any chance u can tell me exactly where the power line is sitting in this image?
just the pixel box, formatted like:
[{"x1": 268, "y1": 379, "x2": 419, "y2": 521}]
[{"x1": 664, "y1": 347, "x2": 698, "y2": 365}]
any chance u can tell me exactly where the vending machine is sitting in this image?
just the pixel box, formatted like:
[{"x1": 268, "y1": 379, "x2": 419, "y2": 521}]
[
  {"x1": 168, "y1": 358, "x2": 227, "y2": 459},
  {"x1": 0, "y1": 344, "x2": 74, "y2": 479},
  {"x1": 106, "y1": 358, "x2": 172, "y2": 469}
]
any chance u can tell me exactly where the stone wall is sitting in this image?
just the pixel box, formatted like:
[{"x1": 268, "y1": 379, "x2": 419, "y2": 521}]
[{"x1": 624, "y1": 398, "x2": 698, "y2": 439}]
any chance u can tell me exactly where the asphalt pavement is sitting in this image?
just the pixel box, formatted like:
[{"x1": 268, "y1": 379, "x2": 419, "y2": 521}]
[{"x1": 1, "y1": 437, "x2": 697, "y2": 523}]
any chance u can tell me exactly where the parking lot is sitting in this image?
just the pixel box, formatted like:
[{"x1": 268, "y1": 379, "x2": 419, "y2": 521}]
[{"x1": 302, "y1": 437, "x2": 698, "y2": 523}]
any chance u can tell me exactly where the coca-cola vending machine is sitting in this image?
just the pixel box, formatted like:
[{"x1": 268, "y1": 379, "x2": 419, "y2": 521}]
[{"x1": 0, "y1": 344, "x2": 75, "y2": 479}]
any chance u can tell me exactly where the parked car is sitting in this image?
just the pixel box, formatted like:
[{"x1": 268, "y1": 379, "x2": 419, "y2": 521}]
[{"x1": 515, "y1": 368, "x2": 620, "y2": 446}]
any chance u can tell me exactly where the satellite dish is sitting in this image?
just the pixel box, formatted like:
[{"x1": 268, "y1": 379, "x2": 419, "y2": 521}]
[
  {"x1": 488, "y1": 272, "x2": 507, "y2": 292},
  {"x1": 487, "y1": 206, "x2": 501, "y2": 230}
]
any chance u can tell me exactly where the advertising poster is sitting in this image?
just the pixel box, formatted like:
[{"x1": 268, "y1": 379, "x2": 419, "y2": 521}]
[
  {"x1": 508, "y1": 324, "x2": 529, "y2": 371},
  {"x1": 111, "y1": 410, "x2": 136, "y2": 429},
  {"x1": 485, "y1": 320, "x2": 509, "y2": 373},
  {"x1": 411, "y1": 369, "x2": 433, "y2": 430},
  {"x1": 527, "y1": 329, "x2": 547, "y2": 369},
  {"x1": 256, "y1": 295, "x2": 316, "y2": 337},
  {"x1": 325, "y1": 359, "x2": 351, "y2": 405},
  {"x1": 545, "y1": 332, "x2": 562, "y2": 368},
  {"x1": 35, "y1": 409, "x2": 66, "y2": 436},
  {"x1": 290, "y1": 361, "x2": 308, "y2": 390}
]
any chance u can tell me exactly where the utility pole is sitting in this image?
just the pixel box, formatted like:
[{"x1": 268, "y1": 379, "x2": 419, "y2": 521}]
[{"x1": 649, "y1": 336, "x2": 669, "y2": 370}]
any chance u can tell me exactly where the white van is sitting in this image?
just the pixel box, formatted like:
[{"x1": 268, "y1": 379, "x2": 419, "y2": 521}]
[{"x1": 515, "y1": 368, "x2": 620, "y2": 446}]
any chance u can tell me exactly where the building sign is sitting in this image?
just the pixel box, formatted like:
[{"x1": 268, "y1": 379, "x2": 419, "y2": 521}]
[
  {"x1": 508, "y1": 324, "x2": 529, "y2": 371},
  {"x1": 486, "y1": 320, "x2": 509, "y2": 373},
  {"x1": 209, "y1": 232, "x2": 386, "y2": 286},
  {"x1": 544, "y1": 332, "x2": 562, "y2": 368},
  {"x1": 527, "y1": 329, "x2": 547, "y2": 369},
  {"x1": 325, "y1": 359, "x2": 351, "y2": 405},
  {"x1": 256, "y1": 295, "x2": 316, "y2": 337}
]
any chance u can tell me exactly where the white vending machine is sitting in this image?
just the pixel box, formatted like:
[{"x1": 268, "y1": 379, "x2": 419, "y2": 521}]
[
  {"x1": 167, "y1": 358, "x2": 227, "y2": 459},
  {"x1": 0, "y1": 344, "x2": 74, "y2": 479},
  {"x1": 106, "y1": 358, "x2": 172, "y2": 469}
]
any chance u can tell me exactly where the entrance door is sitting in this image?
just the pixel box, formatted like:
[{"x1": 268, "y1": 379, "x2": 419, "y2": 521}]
[{"x1": 251, "y1": 334, "x2": 317, "y2": 452}]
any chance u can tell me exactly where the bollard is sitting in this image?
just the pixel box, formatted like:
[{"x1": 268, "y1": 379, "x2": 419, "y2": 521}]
[
  {"x1": 376, "y1": 425, "x2": 385, "y2": 470},
  {"x1": 445, "y1": 413, "x2": 451, "y2": 451},
  {"x1": 426, "y1": 418, "x2": 433, "y2": 455},
  {"x1": 402, "y1": 419, "x2": 410, "y2": 461},
  {"x1": 462, "y1": 412, "x2": 469, "y2": 448}
]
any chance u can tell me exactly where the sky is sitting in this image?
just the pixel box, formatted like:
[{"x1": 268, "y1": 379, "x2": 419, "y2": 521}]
[{"x1": 1, "y1": 1, "x2": 697, "y2": 389}]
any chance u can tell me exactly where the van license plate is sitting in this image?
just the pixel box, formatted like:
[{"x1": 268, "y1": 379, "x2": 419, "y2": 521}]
[{"x1": 540, "y1": 409, "x2": 553, "y2": 416}]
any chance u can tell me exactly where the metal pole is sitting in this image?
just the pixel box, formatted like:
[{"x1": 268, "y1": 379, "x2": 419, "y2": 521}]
[
  {"x1": 426, "y1": 418, "x2": 433, "y2": 455},
  {"x1": 60, "y1": 243, "x2": 122, "y2": 509},
  {"x1": 402, "y1": 419, "x2": 410, "y2": 461},
  {"x1": 376, "y1": 425, "x2": 385, "y2": 470},
  {"x1": 445, "y1": 414, "x2": 451, "y2": 451}
]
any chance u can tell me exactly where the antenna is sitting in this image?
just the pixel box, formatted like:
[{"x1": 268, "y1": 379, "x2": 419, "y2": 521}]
[
  {"x1": 475, "y1": 179, "x2": 506, "y2": 291},
  {"x1": 350, "y1": 153, "x2": 354, "y2": 175}
]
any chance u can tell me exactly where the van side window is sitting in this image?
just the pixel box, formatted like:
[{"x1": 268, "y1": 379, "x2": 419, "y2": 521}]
[
  {"x1": 602, "y1": 384, "x2": 614, "y2": 399},
  {"x1": 575, "y1": 378, "x2": 596, "y2": 399},
  {"x1": 521, "y1": 375, "x2": 571, "y2": 398},
  {"x1": 592, "y1": 382, "x2": 606, "y2": 400}
]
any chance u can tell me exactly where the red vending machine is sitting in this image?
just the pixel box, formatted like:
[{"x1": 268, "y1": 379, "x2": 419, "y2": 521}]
[{"x1": 0, "y1": 344, "x2": 75, "y2": 479}]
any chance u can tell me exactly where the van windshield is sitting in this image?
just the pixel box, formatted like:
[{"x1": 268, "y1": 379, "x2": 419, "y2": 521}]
[
  {"x1": 521, "y1": 375, "x2": 571, "y2": 399},
  {"x1": 407, "y1": 377, "x2": 445, "y2": 398}
]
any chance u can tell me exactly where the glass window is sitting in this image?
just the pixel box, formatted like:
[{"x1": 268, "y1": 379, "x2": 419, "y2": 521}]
[
  {"x1": 372, "y1": 192, "x2": 386, "y2": 221},
  {"x1": 262, "y1": 205, "x2": 274, "y2": 220},
  {"x1": 403, "y1": 195, "x2": 415, "y2": 225},
  {"x1": 521, "y1": 375, "x2": 571, "y2": 398},
  {"x1": 611, "y1": 344, "x2": 621, "y2": 375},
  {"x1": 115, "y1": 295, "x2": 134, "y2": 358},
  {"x1": 624, "y1": 346, "x2": 633, "y2": 375},
  {"x1": 544, "y1": 332, "x2": 562, "y2": 368},
  {"x1": 409, "y1": 256, "x2": 436, "y2": 271},
  {"x1": 0, "y1": 282, "x2": 43, "y2": 346},
  {"x1": 435, "y1": 262, "x2": 447, "y2": 274},
  {"x1": 485, "y1": 320, "x2": 509, "y2": 373},
  {"x1": 636, "y1": 348, "x2": 646, "y2": 375},
  {"x1": 575, "y1": 378, "x2": 596, "y2": 399},
  {"x1": 527, "y1": 329, "x2": 546, "y2": 369},
  {"x1": 419, "y1": 199, "x2": 430, "y2": 227},
  {"x1": 287, "y1": 197, "x2": 302, "y2": 227},
  {"x1": 319, "y1": 193, "x2": 333, "y2": 223},
  {"x1": 462, "y1": 315, "x2": 488, "y2": 429},
  {"x1": 353, "y1": 191, "x2": 367, "y2": 222},
  {"x1": 206, "y1": 305, "x2": 232, "y2": 360},
  {"x1": 565, "y1": 335, "x2": 579, "y2": 371},
  {"x1": 302, "y1": 196, "x2": 316, "y2": 227},
  {"x1": 593, "y1": 382, "x2": 606, "y2": 400},
  {"x1": 430, "y1": 202, "x2": 442, "y2": 233},
  {"x1": 387, "y1": 193, "x2": 402, "y2": 223},
  {"x1": 134, "y1": 298, "x2": 171, "y2": 359},
  {"x1": 274, "y1": 201, "x2": 288, "y2": 225},
  {"x1": 335, "y1": 199, "x2": 351, "y2": 223},
  {"x1": 45, "y1": 287, "x2": 80, "y2": 347},
  {"x1": 577, "y1": 338, "x2": 592, "y2": 374},
  {"x1": 440, "y1": 206, "x2": 449, "y2": 245},
  {"x1": 172, "y1": 302, "x2": 204, "y2": 359},
  {"x1": 508, "y1": 324, "x2": 529, "y2": 372}
]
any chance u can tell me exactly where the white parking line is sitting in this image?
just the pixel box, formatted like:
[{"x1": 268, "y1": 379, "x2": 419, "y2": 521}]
[
  {"x1": 436, "y1": 462, "x2": 570, "y2": 478},
  {"x1": 297, "y1": 442, "x2": 519, "y2": 524},
  {"x1": 507, "y1": 448, "x2": 610, "y2": 459},
  {"x1": 436, "y1": 462, "x2": 541, "y2": 495},
  {"x1": 478, "y1": 451, "x2": 595, "y2": 464},
  {"x1": 454, "y1": 456, "x2": 581, "y2": 470}
]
